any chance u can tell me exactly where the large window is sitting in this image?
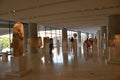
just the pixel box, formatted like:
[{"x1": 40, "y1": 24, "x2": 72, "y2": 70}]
[
  {"x1": 0, "y1": 20, "x2": 13, "y2": 54},
  {"x1": 67, "y1": 30, "x2": 78, "y2": 39},
  {"x1": 37, "y1": 25, "x2": 62, "y2": 47}
]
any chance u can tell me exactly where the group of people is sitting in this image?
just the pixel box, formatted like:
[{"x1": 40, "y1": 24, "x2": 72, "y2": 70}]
[{"x1": 84, "y1": 37, "x2": 97, "y2": 53}]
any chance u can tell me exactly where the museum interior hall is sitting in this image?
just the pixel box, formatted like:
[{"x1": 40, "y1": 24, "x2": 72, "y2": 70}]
[{"x1": 0, "y1": 0, "x2": 120, "y2": 80}]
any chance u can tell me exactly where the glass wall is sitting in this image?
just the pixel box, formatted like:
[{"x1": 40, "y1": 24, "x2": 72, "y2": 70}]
[
  {"x1": 67, "y1": 30, "x2": 78, "y2": 39},
  {"x1": 37, "y1": 25, "x2": 62, "y2": 48},
  {"x1": 0, "y1": 20, "x2": 13, "y2": 54}
]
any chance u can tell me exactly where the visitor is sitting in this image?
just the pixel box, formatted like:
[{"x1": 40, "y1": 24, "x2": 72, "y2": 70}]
[
  {"x1": 57, "y1": 39, "x2": 60, "y2": 55},
  {"x1": 70, "y1": 37, "x2": 74, "y2": 51},
  {"x1": 84, "y1": 38, "x2": 90, "y2": 52},
  {"x1": 49, "y1": 38, "x2": 53, "y2": 58}
]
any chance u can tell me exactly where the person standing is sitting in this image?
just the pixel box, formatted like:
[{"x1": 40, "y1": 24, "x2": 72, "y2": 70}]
[
  {"x1": 70, "y1": 37, "x2": 74, "y2": 52},
  {"x1": 49, "y1": 38, "x2": 53, "y2": 58},
  {"x1": 57, "y1": 39, "x2": 60, "y2": 55}
]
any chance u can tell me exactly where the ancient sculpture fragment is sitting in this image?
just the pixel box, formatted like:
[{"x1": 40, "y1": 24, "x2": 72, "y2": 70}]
[{"x1": 11, "y1": 22, "x2": 24, "y2": 57}]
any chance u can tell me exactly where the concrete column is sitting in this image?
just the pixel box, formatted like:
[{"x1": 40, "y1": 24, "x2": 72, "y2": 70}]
[
  {"x1": 96, "y1": 30, "x2": 101, "y2": 55},
  {"x1": 24, "y1": 24, "x2": 29, "y2": 53},
  {"x1": 62, "y1": 28, "x2": 67, "y2": 39},
  {"x1": 62, "y1": 28, "x2": 68, "y2": 52},
  {"x1": 77, "y1": 31, "x2": 81, "y2": 44},
  {"x1": 101, "y1": 26, "x2": 107, "y2": 54},
  {"x1": 108, "y1": 15, "x2": 120, "y2": 63},
  {"x1": 28, "y1": 23, "x2": 40, "y2": 72},
  {"x1": 108, "y1": 15, "x2": 120, "y2": 39},
  {"x1": 77, "y1": 31, "x2": 81, "y2": 54},
  {"x1": 29, "y1": 23, "x2": 38, "y2": 53},
  {"x1": 62, "y1": 28, "x2": 68, "y2": 65}
]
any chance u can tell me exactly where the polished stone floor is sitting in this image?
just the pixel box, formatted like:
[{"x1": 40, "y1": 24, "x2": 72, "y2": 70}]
[{"x1": 0, "y1": 48, "x2": 120, "y2": 80}]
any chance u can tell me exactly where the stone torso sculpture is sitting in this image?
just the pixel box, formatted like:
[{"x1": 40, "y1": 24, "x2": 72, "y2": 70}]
[{"x1": 11, "y1": 22, "x2": 24, "y2": 57}]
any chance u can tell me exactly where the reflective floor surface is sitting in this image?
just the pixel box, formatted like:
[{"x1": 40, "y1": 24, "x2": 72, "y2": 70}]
[{"x1": 0, "y1": 47, "x2": 120, "y2": 80}]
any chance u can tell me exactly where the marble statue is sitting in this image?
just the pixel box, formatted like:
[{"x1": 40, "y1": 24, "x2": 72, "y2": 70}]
[
  {"x1": 38, "y1": 37, "x2": 42, "y2": 48},
  {"x1": 73, "y1": 33, "x2": 77, "y2": 39},
  {"x1": 11, "y1": 22, "x2": 24, "y2": 57},
  {"x1": 44, "y1": 37, "x2": 49, "y2": 48},
  {"x1": 73, "y1": 33, "x2": 77, "y2": 53}
]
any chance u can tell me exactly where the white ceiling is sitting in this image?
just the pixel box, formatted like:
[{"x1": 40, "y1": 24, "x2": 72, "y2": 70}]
[{"x1": 0, "y1": 0, "x2": 120, "y2": 33}]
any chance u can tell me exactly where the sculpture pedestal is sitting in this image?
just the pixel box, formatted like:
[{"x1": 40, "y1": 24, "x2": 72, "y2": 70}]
[
  {"x1": 6, "y1": 56, "x2": 29, "y2": 80},
  {"x1": 2, "y1": 53, "x2": 8, "y2": 62},
  {"x1": 108, "y1": 47, "x2": 120, "y2": 64},
  {"x1": 108, "y1": 41, "x2": 120, "y2": 64},
  {"x1": 73, "y1": 39, "x2": 77, "y2": 54},
  {"x1": 44, "y1": 44, "x2": 51, "y2": 64}
]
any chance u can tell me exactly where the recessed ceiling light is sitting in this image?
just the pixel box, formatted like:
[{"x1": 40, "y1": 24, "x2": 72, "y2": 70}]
[{"x1": 12, "y1": 10, "x2": 16, "y2": 13}]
